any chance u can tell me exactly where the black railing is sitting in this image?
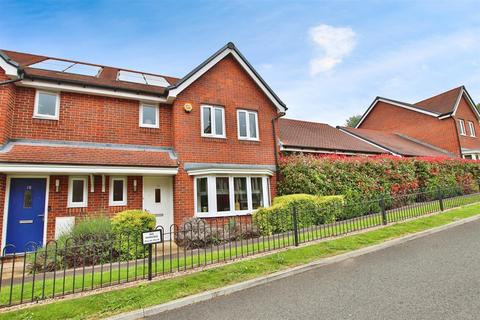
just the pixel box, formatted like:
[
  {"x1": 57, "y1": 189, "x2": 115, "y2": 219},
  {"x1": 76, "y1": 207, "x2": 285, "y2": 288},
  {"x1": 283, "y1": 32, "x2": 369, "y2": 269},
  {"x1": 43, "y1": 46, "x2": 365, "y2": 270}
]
[{"x1": 0, "y1": 183, "x2": 479, "y2": 308}]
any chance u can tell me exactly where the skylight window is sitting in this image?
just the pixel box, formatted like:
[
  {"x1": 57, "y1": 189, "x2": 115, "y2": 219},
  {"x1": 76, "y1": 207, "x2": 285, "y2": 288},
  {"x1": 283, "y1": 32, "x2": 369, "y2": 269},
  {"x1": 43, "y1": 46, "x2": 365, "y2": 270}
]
[
  {"x1": 117, "y1": 70, "x2": 170, "y2": 87},
  {"x1": 29, "y1": 59, "x2": 102, "y2": 77}
]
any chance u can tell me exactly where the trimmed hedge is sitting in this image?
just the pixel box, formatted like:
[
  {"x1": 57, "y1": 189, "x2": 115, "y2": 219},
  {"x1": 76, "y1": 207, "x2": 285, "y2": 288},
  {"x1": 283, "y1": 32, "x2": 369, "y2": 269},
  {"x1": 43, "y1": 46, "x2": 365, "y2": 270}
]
[
  {"x1": 252, "y1": 194, "x2": 343, "y2": 235},
  {"x1": 278, "y1": 155, "x2": 480, "y2": 206}
]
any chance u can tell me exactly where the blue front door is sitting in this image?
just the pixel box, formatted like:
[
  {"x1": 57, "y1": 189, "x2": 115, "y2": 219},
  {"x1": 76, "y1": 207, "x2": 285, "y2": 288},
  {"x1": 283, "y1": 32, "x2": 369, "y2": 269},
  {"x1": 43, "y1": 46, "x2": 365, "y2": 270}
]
[{"x1": 5, "y1": 178, "x2": 47, "y2": 253}]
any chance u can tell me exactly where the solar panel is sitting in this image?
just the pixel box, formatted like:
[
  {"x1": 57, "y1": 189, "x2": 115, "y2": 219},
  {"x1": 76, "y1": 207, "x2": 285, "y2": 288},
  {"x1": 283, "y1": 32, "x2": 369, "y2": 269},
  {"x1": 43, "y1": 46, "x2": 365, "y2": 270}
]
[
  {"x1": 118, "y1": 70, "x2": 170, "y2": 87},
  {"x1": 29, "y1": 59, "x2": 102, "y2": 77}
]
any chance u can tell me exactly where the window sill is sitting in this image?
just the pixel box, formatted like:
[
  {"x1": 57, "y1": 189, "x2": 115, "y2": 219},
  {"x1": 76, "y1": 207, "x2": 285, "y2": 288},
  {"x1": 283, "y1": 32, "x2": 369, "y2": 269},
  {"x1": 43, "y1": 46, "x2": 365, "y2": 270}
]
[
  {"x1": 201, "y1": 135, "x2": 227, "y2": 140},
  {"x1": 67, "y1": 204, "x2": 88, "y2": 208},
  {"x1": 33, "y1": 116, "x2": 59, "y2": 121},
  {"x1": 195, "y1": 211, "x2": 252, "y2": 218},
  {"x1": 140, "y1": 125, "x2": 159, "y2": 129},
  {"x1": 109, "y1": 202, "x2": 127, "y2": 207}
]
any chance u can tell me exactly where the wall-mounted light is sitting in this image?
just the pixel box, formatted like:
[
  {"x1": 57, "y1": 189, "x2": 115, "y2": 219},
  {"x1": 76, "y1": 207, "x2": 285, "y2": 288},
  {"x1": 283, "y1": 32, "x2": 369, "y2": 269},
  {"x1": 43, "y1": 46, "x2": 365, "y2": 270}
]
[
  {"x1": 133, "y1": 179, "x2": 137, "y2": 192},
  {"x1": 55, "y1": 179, "x2": 60, "y2": 192},
  {"x1": 184, "y1": 103, "x2": 193, "y2": 113}
]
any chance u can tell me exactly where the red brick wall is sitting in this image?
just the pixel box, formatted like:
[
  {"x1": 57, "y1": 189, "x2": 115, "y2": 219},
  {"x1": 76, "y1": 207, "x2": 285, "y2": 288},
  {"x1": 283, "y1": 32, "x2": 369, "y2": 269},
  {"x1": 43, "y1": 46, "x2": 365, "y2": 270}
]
[
  {"x1": 45, "y1": 175, "x2": 143, "y2": 241},
  {"x1": 360, "y1": 101, "x2": 461, "y2": 155},
  {"x1": 453, "y1": 95, "x2": 480, "y2": 150},
  {"x1": 171, "y1": 55, "x2": 279, "y2": 225},
  {"x1": 11, "y1": 87, "x2": 172, "y2": 147},
  {"x1": 0, "y1": 69, "x2": 15, "y2": 145}
]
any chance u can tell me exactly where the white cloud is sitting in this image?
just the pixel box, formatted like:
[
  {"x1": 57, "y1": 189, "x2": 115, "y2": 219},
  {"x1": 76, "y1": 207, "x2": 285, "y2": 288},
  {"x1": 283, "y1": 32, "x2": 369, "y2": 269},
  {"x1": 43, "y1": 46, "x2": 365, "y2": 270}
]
[{"x1": 309, "y1": 24, "x2": 356, "y2": 75}]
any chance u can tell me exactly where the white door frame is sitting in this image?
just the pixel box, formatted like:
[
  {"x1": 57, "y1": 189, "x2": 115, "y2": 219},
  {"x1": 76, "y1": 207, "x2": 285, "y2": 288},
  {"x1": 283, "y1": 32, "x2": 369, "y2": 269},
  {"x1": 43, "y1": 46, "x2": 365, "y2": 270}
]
[
  {"x1": 2, "y1": 175, "x2": 50, "y2": 253},
  {"x1": 142, "y1": 176, "x2": 174, "y2": 230}
]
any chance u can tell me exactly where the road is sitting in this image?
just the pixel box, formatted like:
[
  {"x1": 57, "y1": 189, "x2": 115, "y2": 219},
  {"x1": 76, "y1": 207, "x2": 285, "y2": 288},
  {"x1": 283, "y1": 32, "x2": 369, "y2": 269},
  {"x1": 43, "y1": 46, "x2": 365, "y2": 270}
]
[{"x1": 151, "y1": 219, "x2": 480, "y2": 320}]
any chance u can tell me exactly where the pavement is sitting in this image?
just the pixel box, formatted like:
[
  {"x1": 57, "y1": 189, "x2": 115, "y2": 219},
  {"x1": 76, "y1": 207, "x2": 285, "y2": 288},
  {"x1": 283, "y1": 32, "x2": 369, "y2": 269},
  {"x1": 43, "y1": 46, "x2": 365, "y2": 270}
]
[{"x1": 149, "y1": 218, "x2": 480, "y2": 320}]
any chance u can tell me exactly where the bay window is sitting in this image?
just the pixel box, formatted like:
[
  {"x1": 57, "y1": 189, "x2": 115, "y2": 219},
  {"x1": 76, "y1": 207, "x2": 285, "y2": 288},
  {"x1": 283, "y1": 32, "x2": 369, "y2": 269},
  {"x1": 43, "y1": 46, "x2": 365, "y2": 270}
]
[{"x1": 195, "y1": 176, "x2": 270, "y2": 216}]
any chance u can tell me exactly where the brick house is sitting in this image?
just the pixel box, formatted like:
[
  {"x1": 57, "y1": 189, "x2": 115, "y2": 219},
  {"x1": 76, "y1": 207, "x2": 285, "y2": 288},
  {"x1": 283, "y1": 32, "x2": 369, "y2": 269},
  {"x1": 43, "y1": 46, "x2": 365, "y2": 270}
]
[
  {"x1": 355, "y1": 86, "x2": 480, "y2": 159},
  {"x1": 0, "y1": 43, "x2": 286, "y2": 251}
]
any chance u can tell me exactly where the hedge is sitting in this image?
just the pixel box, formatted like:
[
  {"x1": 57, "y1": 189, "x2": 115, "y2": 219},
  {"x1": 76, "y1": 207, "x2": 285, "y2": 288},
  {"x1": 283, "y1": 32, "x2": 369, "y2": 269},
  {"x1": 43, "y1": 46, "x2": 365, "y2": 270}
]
[
  {"x1": 252, "y1": 194, "x2": 343, "y2": 235},
  {"x1": 277, "y1": 155, "x2": 480, "y2": 209}
]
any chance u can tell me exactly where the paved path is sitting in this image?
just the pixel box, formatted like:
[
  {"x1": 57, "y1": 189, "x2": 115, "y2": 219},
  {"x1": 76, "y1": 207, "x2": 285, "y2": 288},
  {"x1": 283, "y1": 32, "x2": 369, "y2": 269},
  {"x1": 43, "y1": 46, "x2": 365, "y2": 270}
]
[{"x1": 151, "y1": 219, "x2": 480, "y2": 320}]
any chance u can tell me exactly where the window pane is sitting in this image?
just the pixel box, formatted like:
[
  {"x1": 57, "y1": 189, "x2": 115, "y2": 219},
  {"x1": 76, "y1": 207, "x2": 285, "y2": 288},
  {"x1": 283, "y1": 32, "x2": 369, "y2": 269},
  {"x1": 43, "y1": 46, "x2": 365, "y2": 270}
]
[
  {"x1": 251, "y1": 178, "x2": 264, "y2": 209},
  {"x1": 142, "y1": 105, "x2": 157, "y2": 125},
  {"x1": 216, "y1": 177, "x2": 230, "y2": 212},
  {"x1": 38, "y1": 93, "x2": 57, "y2": 116},
  {"x1": 238, "y1": 112, "x2": 247, "y2": 137},
  {"x1": 248, "y1": 113, "x2": 257, "y2": 138},
  {"x1": 214, "y1": 108, "x2": 223, "y2": 135},
  {"x1": 155, "y1": 188, "x2": 161, "y2": 203},
  {"x1": 23, "y1": 189, "x2": 32, "y2": 208},
  {"x1": 203, "y1": 107, "x2": 211, "y2": 134},
  {"x1": 72, "y1": 180, "x2": 84, "y2": 203},
  {"x1": 196, "y1": 178, "x2": 209, "y2": 212},
  {"x1": 113, "y1": 180, "x2": 124, "y2": 202},
  {"x1": 234, "y1": 178, "x2": 248, "y2": 210}
]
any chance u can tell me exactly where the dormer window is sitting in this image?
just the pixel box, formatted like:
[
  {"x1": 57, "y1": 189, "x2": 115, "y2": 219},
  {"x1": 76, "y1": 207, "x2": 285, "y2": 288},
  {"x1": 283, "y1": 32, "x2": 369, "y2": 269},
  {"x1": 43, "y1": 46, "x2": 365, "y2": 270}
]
[
  {"x1": 459, "y1": 119, "x2": 466, "y2": 136},
  {"x1": 468, "y1": 121, "x2": 476, "y2": 137},
  {"x1": 139, "y1": 103, "x2": 159, "y2": 128},
  {"x1": 34, "y1": 90, "x2": 60, "y2": 120}
]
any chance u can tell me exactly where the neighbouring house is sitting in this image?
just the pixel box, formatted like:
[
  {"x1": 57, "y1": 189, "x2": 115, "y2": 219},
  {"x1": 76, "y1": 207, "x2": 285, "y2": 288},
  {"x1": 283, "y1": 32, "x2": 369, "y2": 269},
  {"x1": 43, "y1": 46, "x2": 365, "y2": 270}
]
[
  {"x1": 355, "y1": 86, "x2": 480, "y2": 159},
  {"x1": 338, "y1": 127, "x2": 456, "y2": 157},
  {"x1": 0, "y1": 42, "x2": 286, "y2": 252},
  {"x1": 278, "y1": 118, "x2": 386, "y2": 156}
]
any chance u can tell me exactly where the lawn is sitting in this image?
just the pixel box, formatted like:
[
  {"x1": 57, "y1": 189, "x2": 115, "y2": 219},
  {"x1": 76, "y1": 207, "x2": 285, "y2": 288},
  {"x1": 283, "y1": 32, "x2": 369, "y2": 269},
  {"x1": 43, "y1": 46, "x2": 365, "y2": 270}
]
[{"x1": 1, "y1": 202, "x2": 479, "y2": 320}]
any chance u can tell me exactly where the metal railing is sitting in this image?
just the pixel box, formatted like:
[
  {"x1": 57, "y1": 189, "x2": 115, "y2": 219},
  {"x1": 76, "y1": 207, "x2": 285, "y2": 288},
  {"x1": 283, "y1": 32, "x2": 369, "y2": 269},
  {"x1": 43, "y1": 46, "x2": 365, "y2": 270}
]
[{"x1": 0, "y1": 183, "x2": 479, "y2": 308}]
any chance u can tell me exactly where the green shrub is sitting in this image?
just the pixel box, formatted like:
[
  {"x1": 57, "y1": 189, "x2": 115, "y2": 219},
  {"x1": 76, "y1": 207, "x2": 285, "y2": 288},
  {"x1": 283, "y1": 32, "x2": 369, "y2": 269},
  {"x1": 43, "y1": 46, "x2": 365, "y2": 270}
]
[
  {"x1": 253, "y1": 194, "x2": 343, "y2": 235},
  {"x1": 27, "y1": 216, "x2": 115, "y2": 273},
  {"x1": 111, "y1": 210, "x2": 156, "y2": 259}
]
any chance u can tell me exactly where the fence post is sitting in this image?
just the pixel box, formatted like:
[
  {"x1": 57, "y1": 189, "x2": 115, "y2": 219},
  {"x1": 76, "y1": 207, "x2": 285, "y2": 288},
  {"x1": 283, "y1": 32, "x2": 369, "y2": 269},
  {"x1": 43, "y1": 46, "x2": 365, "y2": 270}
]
[
  {"x1": 292, "y1": 206, "x2": 299, "y2": 247},
  {"x1": 380, "y1": 195, "x2": 387, "y2": 225},
  {"x1": 437, "y1": 186, "x2": 444, "y2": 212},
  {"x1": 147, "y1": 243, "x2": 153, "y2": 281}
]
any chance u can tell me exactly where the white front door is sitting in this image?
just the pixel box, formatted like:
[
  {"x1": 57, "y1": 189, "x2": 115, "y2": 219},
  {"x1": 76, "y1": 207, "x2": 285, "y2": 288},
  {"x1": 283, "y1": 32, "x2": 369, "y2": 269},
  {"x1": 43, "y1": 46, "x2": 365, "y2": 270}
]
[{"x1": 143, "y1": 177, "x2": 174, "y2": 230}]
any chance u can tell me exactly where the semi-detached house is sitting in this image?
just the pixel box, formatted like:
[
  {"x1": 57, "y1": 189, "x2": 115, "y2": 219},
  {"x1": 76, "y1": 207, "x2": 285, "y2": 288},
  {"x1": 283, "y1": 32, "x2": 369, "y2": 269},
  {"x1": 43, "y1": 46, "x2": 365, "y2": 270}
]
[{"x1": 0, "y1": 43, "x2": 286, "y2": 252}]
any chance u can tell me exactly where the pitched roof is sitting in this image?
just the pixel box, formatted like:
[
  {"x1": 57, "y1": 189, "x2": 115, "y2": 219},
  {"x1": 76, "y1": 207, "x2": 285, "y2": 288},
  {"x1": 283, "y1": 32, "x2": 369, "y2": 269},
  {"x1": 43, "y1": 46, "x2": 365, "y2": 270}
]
[
  {"x1": 279, "y1": 118, "x2": 385, "y2": 154},
  {"x1": 0, "y1": 43, "x2": 287, "y2": 112},
  {"x1": 415, "y1": 86, "x2": 463, "y2": 115},
  {"x1": 1, "y1": 49, "x2": 179, "y2": 96},
  {"x1": 339, "y1": 127, "x2": 455, "y2": 157},
  {"x1": 0, "y1": 140, "x2": 178, "y2": 167}
]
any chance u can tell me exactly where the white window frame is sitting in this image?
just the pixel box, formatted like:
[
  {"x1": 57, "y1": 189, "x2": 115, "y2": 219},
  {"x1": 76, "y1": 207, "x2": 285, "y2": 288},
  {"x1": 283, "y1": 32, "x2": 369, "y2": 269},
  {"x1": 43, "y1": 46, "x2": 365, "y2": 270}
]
[
  {"x1": 194, "y1": 175, "x2": 270, "y2": 217},
  {"x1": 459, "y1": 119, "x2": 467, "y2": 136},
  {"x1": 109, "y1": 176, "x2": 127, "y2": 206},
  {"x1": 33, "y1": 90, "x2": 60, "y2": 120},
  {"x1": 468, "y1": 121, "x2": 476, "y2": 137},
  {"x1": 139, "y1": 103, "x2": 159, "y2": 128},
  {"x1": 237, "y1": 109, "x2": 259, "y2": 141},
  {"x1": 200, "y1": 105, "x2": 226, "y2": 138},
  {"x1": 67, "y1": 176, "x2": 88, "y2": 208}
]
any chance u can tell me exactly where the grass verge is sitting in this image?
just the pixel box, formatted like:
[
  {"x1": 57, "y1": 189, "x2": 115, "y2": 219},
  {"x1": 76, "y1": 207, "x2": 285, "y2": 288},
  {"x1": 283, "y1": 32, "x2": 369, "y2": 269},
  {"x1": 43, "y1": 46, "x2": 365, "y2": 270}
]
[{"x1": 2, "y1": 203, "x2": 480, "y2": 320}]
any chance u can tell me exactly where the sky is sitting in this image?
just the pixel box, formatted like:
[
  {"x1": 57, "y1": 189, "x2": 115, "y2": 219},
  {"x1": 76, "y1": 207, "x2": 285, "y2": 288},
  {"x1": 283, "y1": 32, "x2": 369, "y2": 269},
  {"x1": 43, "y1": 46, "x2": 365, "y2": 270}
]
[{"x1": 1, "y1": 0, "x2": 480, "y2": 126}]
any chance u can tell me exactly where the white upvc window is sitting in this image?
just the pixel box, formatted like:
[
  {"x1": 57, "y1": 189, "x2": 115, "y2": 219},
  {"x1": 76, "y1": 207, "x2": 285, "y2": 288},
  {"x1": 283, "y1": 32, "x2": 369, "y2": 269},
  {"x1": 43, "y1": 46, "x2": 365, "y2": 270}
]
[
  {"x1": 109, "y1": 176, "x2": 127, "y2": 206},
  {"x1": 468, "y1": 121, "x2": 476, "y2": 137},
  {"x1": 34, "y1": 90, "x2": 60, "y2": 120},
  {"x1": 459, "y1": 119, "x2": 467, "y2": 136},
  {"x1": 194, "y1": 176, "x2": 270, "y2": 217},
  {"x1": 139, "y1": 103, "x2": 159, "y2": 128},
  {"x1": 237, "y1": 109, "x2": 259, "y2": 141},
  {"x1": 68, "y1": 176, "x2": 88, "y2": 208},
  {"x1": 201, "y1": 105, "x2": 225, "y2": 138}
]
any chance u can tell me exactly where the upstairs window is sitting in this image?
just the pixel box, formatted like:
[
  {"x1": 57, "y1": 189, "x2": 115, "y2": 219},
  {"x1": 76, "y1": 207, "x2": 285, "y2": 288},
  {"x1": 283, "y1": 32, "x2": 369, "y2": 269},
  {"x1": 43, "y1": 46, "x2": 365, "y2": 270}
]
[
  {"x1": 459, "y1": 119, "x2": 467, "y2": 136},
  {"x1": 139, "y1": 103, "x2": 159, "y2": 128},
  {"x1": 34, "y1": 90, "x2": 60, "y2": 120},
  {"x1": 237, "y1": 110, "x2": 259, "y2": 140},
  {"x1": 468, "y1": 121, "x2": 476, "y2": 137},
  {"x1": 201, "y1": 105, "x2": 225, "y2": 138}
]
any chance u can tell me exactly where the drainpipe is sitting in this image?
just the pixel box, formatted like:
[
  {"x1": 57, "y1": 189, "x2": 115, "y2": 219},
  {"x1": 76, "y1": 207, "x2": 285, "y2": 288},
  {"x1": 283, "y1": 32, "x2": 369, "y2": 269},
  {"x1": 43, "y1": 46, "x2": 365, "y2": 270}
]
[{"x1": 272, "y1": 111, "x2": 286, "y2": 179}]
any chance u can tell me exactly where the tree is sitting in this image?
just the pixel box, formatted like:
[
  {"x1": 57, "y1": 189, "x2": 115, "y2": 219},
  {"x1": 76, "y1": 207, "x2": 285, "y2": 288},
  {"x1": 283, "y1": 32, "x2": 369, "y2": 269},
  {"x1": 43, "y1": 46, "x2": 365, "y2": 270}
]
[
  {"x1": 477, "y1": 103, "x2": 480, "y2": 112},
  {"x1": 345, "y1": 114, "x2": 362, "y2": 127}
]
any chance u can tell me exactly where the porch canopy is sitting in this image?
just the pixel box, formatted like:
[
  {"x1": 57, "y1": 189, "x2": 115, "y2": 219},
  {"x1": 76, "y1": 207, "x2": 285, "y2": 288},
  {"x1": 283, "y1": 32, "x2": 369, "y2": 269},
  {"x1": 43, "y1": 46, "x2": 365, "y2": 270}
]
[{"x1": 0, "y1": 139, "x2": 178, "y2": 175}]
